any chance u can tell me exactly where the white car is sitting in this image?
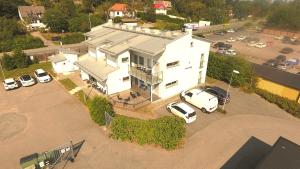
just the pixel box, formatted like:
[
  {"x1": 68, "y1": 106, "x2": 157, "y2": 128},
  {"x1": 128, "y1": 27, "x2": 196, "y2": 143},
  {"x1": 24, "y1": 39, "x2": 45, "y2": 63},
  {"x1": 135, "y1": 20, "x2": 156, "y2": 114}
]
[
  {"x1": 227, "y1": 29, "x2": 235, "y2": 33},
  {"x1": 167, "y1": 102, "x2": 197, "y2": 123},
  {"x1": 34, "y1": 69, "x2": 51, "y2": 83},
  {"x1": 247, "y1": 41, "x2": 257, "y2": 47},
  {"x1": 237, "y1": 36, "x2": 246, "y2": 41},
  {"x1": 181, "y1": 89, "x2": 218, "y2": 113},
  {"x1": 225, "y1": 49, "x2": 237, "y2": 56},
  {"x1": 226, "y1": 37, "x2": 236, "y2": 43},
  {"x1": 274, "y1": 36, "x2": 284, "y2": 40},
  {"x1": 19, "y1": 74, "x2": 35, "y2": 87},
  {"x1": 3, "y1": 78, "x2": 18, "y2": 90},
  {"x1": 255, "y1": 42, "x2": 267, "y2": 48}
]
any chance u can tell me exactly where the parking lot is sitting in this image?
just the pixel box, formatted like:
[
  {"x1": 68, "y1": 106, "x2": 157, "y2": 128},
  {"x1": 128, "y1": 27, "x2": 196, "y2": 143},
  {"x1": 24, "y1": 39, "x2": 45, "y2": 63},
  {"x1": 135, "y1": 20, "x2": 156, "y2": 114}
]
[
  {"x1": 1, "y1": 79, "x2": 300, "y2": 169},
  {"x1": 206, "y1": 30, "x2": 300, "y2": 73}
]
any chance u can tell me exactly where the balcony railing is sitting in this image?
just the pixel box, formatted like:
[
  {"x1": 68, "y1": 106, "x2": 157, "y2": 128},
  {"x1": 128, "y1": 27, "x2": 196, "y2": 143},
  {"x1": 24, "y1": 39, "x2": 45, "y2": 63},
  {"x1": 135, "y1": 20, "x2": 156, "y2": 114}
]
[{"x1": 129, "y1": 65, "x2": 163, "y2": 85}]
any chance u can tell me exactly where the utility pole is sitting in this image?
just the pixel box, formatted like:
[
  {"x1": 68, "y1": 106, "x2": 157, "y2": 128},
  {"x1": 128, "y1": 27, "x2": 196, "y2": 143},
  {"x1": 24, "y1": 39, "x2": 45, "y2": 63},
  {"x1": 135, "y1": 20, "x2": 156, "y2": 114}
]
[{"x1": 88, "y1": 13, "x2": 92, "y2": 30}]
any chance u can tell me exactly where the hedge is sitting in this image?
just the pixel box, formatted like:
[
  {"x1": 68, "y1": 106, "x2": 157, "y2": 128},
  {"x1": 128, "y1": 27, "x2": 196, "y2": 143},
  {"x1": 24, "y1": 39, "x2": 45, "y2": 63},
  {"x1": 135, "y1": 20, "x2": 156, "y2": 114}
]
[
  {"x1": 88, "y1": 96, "x2": 115, "y2": 126},
  {"x1": 207, "y1": 52, "x2": 256, "y2": 88},
  {"x1": 110, "y1": 115, "x2": 186, "y2": 150},
  {"x1": 256, "y1": 89, "x2": 300, "y2": 118},
  {"x1": 61, "y1": 33, "x2": 85, "y2": 44}
]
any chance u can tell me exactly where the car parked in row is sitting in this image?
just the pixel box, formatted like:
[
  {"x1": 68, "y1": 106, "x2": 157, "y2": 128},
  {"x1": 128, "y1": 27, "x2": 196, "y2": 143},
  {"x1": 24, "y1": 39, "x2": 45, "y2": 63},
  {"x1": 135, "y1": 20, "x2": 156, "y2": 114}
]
[
  {"x1": 2, "y1": 78, "x2": 18, "y2": 90},
  {"x1": 34, "y1": 69, "x2": 51, "y2": 83},
  {"x1": 255, "y1": 42, "x2": 267, "y2": 48},
  {"x1": 225, "y1": 49, "x2": 237, "y2": 56},
  {"x1": 280, "y1": 47, "x2": 293, "y2": 54},
  {"x1": 181, "y1": 89, "x2": 218, "y2": 113},
  {"x1": 205, "y1": 86, "x2": 230, "y2": 105},
  {"x1": 167, "y1": 102, "x2": 197, "y2": 123},
  {"x1": 19, "y1": 74, "x2": 35, "y2": 87},
  {"x1": 226, "y1": 37, "x2": 236, "y2": 43},
  {"x1": 237, "y1": 35, "x2": 247, "y2": 41}
]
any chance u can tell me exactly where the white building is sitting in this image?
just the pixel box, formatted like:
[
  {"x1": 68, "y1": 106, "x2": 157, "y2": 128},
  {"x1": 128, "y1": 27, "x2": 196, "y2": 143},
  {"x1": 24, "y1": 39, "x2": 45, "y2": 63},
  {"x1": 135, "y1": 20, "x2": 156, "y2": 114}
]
[
  {"x1": 75, "y1": 23, "x2": 211, "y2": 101},
  {"x1": 48, "y1": 49, "x2": 79, "y2": 74},
  {"x1": 18, "y1": 6, "x2": 46, "y2": 30},
  {"x1": 109, "y1": 3, "x2": 133, "y2": 19},
  {"x1": 153, "y1": 4, "x2": 167, "y2": 15}
]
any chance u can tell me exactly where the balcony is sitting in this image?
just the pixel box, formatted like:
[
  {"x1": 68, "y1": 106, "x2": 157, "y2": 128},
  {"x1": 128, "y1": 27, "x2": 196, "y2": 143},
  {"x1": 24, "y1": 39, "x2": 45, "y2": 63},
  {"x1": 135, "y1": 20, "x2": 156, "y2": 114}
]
[{"x1": 129, "y1": 65, "x2": 163, "y2": 85}]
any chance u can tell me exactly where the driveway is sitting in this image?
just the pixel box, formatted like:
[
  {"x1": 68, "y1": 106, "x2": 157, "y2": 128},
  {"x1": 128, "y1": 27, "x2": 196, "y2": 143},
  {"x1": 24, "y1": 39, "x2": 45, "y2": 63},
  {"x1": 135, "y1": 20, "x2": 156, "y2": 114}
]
[{"x1": 1, "y1": 80, "x2": 300, "y2": 169}]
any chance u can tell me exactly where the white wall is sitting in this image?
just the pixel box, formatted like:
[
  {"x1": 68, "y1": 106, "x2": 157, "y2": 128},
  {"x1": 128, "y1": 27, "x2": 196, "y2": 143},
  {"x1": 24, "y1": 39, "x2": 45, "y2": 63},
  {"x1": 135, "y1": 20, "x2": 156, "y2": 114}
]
[
  {"x1": 110, "y1": 11, "x2": 124, "y2": 18},
  {"x1": 80, "y1": 70, "x2": 89, "y2": 81},
  {"x1": 153, "y1": 34, "x2": 210, "y2": 99},
  {"x1": 155, "y1": 9, "x2": 167, "y2": 15}
]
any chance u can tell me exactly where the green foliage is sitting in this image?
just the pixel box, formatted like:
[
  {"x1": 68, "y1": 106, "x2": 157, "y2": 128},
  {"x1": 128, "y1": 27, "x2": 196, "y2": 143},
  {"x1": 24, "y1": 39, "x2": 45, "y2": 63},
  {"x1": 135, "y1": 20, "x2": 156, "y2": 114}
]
[
  {"x1": 90, "y1": 14, "x2": 105, "y2": 27},
  {"x1": 267, "y1": 1, "x2": 300, "y2": 30},
  {"x1": 68, "y1": 14, "x2": 90, "y2": 32},
  {"x1": 207, "y1": 52, "x2": 256, "y2": 88},
  {"x1": 137, "y1": 12, "x2": 156, "y2": 23},
  {"x1": 156, "y1": 14, "x2": 185, "y2": 25},
  {"x1": 61, "y1": 33, "x2": 85, "y2": 44},
  {"x1": 58, "y1": 78, "x2": 77, "y2": 91},
  {"x1": 43, "y1": 7, "x2": 69, "y2": 32},
  {"x1": 1, "y1": 54, "x2": 16, "y2": 71},
  {"x1": 113, "y1": 16, "x2": 122, "y2": 23},
  {"x1": 154, "y1": 21, "x2": 181, "y2": 31},
  {"x1": 13, "y1": 49, "x2": 31, "y2": 68},
  {"x1": 0, "y1": 0, "x2": 27, "y2": 18},
  {"x1": 256, "y1": 89, "x2": 300, "y2": 118},
  {"x1": 233, "y1": 1, "x2": 253, "y2": 19},
  {"x1": 0, "y1": 35, "x2": 44, "y2": 53},
  {"x1": 57, "y1": 0, "x2": 77, "y2": 18},
  {"x1": 111, "y1": 115, "x2": 186, "y2": 150},
  {"x1": 88, "y1": 96, "x2": 115, "y2": 126},
  {"x1": 0, "y1": 17, "x2": 25, "y2": 40}
]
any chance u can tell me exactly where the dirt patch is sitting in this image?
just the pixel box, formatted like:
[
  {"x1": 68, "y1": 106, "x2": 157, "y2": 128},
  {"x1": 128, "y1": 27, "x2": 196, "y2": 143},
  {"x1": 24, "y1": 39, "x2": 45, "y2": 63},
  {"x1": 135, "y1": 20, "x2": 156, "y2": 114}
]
[{"x1": 0, "y1": 113, "x2": 27, "y2": 141}]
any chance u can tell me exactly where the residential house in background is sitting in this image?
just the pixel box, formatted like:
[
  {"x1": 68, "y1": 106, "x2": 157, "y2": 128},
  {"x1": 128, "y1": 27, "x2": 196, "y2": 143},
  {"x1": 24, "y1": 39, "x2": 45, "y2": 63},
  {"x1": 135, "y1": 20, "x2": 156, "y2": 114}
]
[
  {"x1": 152, "y1": 3, "x2": 167, "y2": 15},
  {"x1": 75, "y1": 22, "x2": 210, "y2": 102},
  {"x1": 18, "y1": 6, "x2": 46, "y2": 30},
  {"x1": 154, "y1": 0, "x2": 172, "y2": 9},
  {"x1": 48, "y1": 49, "x2": 79, "y2": 74},
  {"x1": 109, "y1": 3, "x2": 133, "y2": 19}
]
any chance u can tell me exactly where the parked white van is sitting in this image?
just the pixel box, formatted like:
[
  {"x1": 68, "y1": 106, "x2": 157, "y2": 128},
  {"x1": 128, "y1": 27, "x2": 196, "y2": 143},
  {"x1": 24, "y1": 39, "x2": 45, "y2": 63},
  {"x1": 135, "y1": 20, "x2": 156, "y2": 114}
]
[{"x1": 180, "y1": 89, "x2": 218, "y2": 113}]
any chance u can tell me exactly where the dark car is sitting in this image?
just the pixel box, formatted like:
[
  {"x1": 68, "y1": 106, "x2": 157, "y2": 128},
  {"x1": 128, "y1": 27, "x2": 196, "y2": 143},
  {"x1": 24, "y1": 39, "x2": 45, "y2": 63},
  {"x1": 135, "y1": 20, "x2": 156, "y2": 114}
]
[
  {"x1": 280, "y1": 47, "x2": 294, "y2": 54},
  {"x1": 205, "y1": 86, "x2": 230, "y2": 105},
  {"x1": 263, "y1": 59, "x2": 279, "y2": 67},
  {"x1": 213, "y1": 42, "x2": 232, "y2": 49},
  {"x1": 276, "y1": 55, "x2": 287, "y2": 62},
  {"x1": 214, "y1": 31, "x2": 224, "y2": 36}
]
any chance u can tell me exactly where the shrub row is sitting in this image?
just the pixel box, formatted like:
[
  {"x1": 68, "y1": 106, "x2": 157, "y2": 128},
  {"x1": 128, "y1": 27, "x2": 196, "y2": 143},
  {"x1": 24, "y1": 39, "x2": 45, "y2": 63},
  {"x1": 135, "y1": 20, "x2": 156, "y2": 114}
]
[
  {"x1": 88, "y1": 96, "x2": 115, "y2": 126},
  {"x1": 0, "y1": 35, "x2": 44, "y2": 53},
  {"x1": 61, "y1": 33, "x2": 85, "y2": 44},
  {"x1": 110, "y1": 115, "x2": 186, "y2": 150},
  {"x1": 256, "y1": 89, "x2": 300, "y2": 118},
  {"x1": 207, "y1": 52, "x2": 256, "y2": 88},
  {"x1": 1, "y1": 49, "x2": 38, "y2": 70}
]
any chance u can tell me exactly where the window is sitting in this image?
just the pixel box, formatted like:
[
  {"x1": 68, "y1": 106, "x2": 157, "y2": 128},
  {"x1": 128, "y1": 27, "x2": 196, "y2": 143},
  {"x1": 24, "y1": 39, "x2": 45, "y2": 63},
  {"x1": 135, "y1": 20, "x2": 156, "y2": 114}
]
[
  {"x1": 166, "y1": 61, "x2": 179, "y2": 68},
  {"x1": 122, "y1": 57, "x2": 129, "y2": 63},
  {"x1": 166, "y1": 80, "x2": 178, "y2": 88},
  {"x1": 200, "y1": 54, "x2": 205, "y2": 69},
  {"x1": 139, "y1": 56, "x2": 144, "y2": 66},
  {"x1": 123, "y1": 76, "x2": 130, "y2": 81}
]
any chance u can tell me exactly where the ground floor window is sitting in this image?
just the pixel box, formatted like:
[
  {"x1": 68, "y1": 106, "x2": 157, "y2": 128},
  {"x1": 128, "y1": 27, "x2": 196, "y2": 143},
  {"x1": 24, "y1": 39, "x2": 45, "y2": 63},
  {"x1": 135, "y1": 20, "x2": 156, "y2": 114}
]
[{"x1": 166, "y1": 80, "x2": 178, "y2": 88}]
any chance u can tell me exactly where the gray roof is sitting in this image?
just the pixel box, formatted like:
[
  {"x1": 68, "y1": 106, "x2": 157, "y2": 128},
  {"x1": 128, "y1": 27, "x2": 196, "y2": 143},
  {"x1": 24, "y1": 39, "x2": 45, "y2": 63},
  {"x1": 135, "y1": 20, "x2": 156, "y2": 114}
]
[
  {"x1": 253, "y1": 63, "x2": 300, "y2": 90},
  {"x1": 59, "y1": 48, "x2": 79, "y2": 55},
  {"x1": 74, "y1": 56, "x2": 117, "y2": 82},
  {"x1": 18, "y1": 6, "x2": 45, "y2": 18},
  {"x1": 84, "y1": 24, "x2": 184, "y2": 56},
  {"x1": 48, "y1": 54, "x2": 66, "y2": 63}
]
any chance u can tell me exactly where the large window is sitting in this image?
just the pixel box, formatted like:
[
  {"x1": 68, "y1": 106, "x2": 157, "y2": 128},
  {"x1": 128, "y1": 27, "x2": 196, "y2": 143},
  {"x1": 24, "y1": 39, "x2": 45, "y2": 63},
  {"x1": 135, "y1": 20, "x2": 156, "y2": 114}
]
[
  {"x1": 122, "y1": 57, "x2": 129, "y2": 63},
  {"x1": 166, "y1": 61, "x2": 179, "y2": 68},
  {"x1": 166, "y1": 80, "x2": 178, "y2": 88}
]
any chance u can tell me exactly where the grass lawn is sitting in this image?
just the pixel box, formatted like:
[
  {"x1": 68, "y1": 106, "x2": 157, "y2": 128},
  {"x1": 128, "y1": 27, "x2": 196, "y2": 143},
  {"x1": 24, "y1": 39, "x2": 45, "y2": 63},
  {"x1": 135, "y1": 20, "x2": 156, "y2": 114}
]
[
  {"x1": 0, "y1": 62, "x2": 55, "y2": 80},
  {"x1": 58, "y1": 78, "x2": 77, "y2": 91}
]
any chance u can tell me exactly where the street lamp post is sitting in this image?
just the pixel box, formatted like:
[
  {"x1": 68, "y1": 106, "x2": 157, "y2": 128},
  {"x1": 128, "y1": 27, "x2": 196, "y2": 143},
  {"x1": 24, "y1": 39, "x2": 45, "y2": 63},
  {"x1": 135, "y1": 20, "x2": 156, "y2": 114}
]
[{"x1": 222, "y1": 70, "x2": 239, "y2": 111}]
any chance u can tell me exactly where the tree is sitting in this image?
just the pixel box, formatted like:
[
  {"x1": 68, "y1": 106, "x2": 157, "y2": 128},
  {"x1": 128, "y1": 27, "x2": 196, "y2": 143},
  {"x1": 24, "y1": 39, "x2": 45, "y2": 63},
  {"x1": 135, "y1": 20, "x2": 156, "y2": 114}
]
[
  {"x1": 13, "y1": 49, "x2": 31, "y2": 68},
  {"x1": 88, "y1": 96, "x2": 115, "y2": 126},
  {"x1": 0, "y1": 0, "x2": 27, "y2": 18},
  {"x1": 57, "y1": 0, "x2": 77, "y2": 18},
  {"x1": 43, "y1": 8, "x2": 69, "y2": 32},
  {"x1": 1, "y1": 54, "x2": 16, "y2": 70},
  {"x1": 68, "y1": 14, "x2": 90, "y2": 32},
  {"x1": 0, "y1": 17, "x2": 25, "y2": 41},
  {"x1": 82, "y1": 0, "x2": 93, "y2": 13},
  {"x1": 233, "y1": 1, "x2": 253, "y2": 19}
]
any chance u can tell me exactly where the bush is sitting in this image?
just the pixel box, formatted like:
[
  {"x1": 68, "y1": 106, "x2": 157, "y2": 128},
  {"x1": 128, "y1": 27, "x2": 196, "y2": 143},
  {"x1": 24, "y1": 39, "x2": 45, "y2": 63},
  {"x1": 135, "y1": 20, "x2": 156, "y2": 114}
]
[
  {"x1": 113, "y1": 16, "x2": 122, "y2": 23},
  {"x1": 13, "y1": 49, "x2": 31, "y2": 69},
  {"x1": 0, "y1": 35, "x2": 44, "y2": 53},
  {"x1": 256, "y1": 89, "x2": 300, "y2": 118},
  {"x1": 137, "y1": 12, "x2": 156, "y2": 23},
  {"x1": 207, "y1": 52, "x2": 256, "y2": 88},
  {"x1": 154, "y1": 21, "x2": 182, "y2": 31},
  {"x1": 111, "y1": 115, "x2": 186, "y2": 150},
  {"x1": 61, "y1": 33, "x2": 85, "y2": 44},
  {"x1": 88, "y1": 96, "x2": 115, "y2": 126},
  {"x1": 1, "y1": 53, "x2": 16, "y2": 70},
  {"x1": 68, "y1": 14, "x2": 90, "y2": 32}
]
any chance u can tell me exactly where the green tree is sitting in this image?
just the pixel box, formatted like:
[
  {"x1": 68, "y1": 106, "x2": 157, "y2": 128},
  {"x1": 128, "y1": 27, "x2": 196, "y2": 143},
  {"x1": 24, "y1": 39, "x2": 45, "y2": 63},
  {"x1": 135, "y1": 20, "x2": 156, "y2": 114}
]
[
  {"x1": 68, "y1": 14, "x2": 90, "y2": 32},
  {"x1": 1, "y1": 54, "x2": 16, "y2": 70},
  {"x1": 233, "y1": 1, "x2": 253, "y2": 19},
  {"x1": 43, "y1": 8, "x2": 69, "y2": 32},
  {"x1": 0, "y1": 0, "x2": 27, "y2": 18},
  {"x1": 61, "y1": 33, "x2": 85, "y2": 44},
  {"x1": 88, "y1": 96, "x2": 115, "y2": 126},
  {"x1": 0, "y1": 17, "x2": 25, "y2": 41},
  {"x1": 57, "y1": 0, "x2": 77, "y2": 18},
  {"x1": 13, "y1": 49, "x2": 30, "y2": 68}
]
